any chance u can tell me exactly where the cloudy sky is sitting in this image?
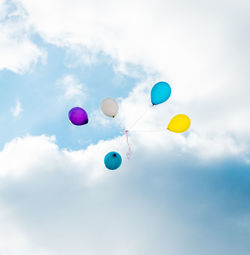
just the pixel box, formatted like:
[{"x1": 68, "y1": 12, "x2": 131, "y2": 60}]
[{"x1": 0, "y1": 0, "x2": 250, "y2": 254}]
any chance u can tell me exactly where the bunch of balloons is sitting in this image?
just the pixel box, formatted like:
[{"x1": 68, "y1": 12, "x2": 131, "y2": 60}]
[{"x1": 68, "y1": 81, "x2": 191, "y2": 171}]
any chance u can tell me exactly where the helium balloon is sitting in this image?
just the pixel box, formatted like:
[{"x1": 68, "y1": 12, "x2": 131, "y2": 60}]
[
  {"x1": 101, "y1": 97, "x2": 119, "y2": 118},
  {"x1": 104, "y1": 151, "x2": 122, "y2": 170},
  {"x1": 68, "y1": 107, "x2": 88, "y2": 126},
  {"x1": 151, "y1": 81, "x2": 171, "y2": 105},
  {"x1": 167, "y1": 114, "x2": 191, "y2": 133}
]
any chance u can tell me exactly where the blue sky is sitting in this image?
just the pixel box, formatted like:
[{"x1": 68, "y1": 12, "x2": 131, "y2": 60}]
[
  {"x1": 0, "y1": 0, "x2": 250, "y2": 254},
  {"x1": 0, "y1": 38, "x2": 142, "y2": 150}
]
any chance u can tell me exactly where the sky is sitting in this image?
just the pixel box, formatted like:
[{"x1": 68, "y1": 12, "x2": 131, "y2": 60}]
[{"x1": 0, "y1": 0, "x2": 250, "y2": 254}]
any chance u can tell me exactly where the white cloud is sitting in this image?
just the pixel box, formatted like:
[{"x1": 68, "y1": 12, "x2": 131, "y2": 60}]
[
  {"x1": 0, "y1": 134, "x2": 121, "y2": 181},
  {"x1": 0, "y1": 134, "x2": 250, "y2": 255},
  {"x1": 0, "y1": 135, "x2": 58, "y2": 178},
  {"x1": 57, "y1": 74, "x2": 86, "y2": 106},
  {"x1": 0, "y1": 0, "x2": 8, "y2": 19},
  {"x1": 11, "y1": 99, "x2": 23, "y2": 117},
  {"x1": 0, "y1": 0, "x2": 46, "y2": 73},
  {"x1": 0, "y1": 204, "x2": 52, "y2": 255}
]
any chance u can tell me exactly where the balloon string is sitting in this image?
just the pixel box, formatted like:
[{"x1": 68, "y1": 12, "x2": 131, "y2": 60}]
[
  {"x1": 125, "y1": 130, "x2": 132, "y2": 159},
  {"x1": 124, "y1": 105, "x2": 156, "y2": 159},
  {"x1": 127, "y1": 105, "x2": 153, "y2": 131}
]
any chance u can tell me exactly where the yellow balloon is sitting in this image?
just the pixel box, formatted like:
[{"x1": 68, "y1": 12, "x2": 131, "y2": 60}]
[{"x1": 167, "y1": 114, "x2": 191, "y2": 133}]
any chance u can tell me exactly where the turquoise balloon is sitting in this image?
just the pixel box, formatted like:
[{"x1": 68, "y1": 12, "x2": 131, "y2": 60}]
[
  {"x1": 151, "y1": 81, "x2": 171, "y2": 105},
  {"x1": 104, "y1": 152, "x2": 122, "y2": 170}
]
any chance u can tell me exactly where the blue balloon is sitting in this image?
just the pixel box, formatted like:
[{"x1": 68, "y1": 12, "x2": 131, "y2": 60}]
[
  {"x1": 151, "y1": 81, "x2": 171, "y2": 105},
  {"x1": 104, "y1": 152, "x2": 122, "y2": 170}
]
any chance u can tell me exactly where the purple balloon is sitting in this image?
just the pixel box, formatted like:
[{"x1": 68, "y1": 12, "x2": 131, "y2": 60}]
[{"x1": 68, "y1": 107, "x2": 88, "y2": 126}]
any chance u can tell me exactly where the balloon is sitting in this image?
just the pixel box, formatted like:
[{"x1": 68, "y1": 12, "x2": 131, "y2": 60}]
[
  {"x1": 167, "y1": 114, "x2": 191, "y2": 133},
  {"x1": 151, "y1": 81, "x2": 171, "y2": 105},
  {"x1": 68, "y1": 107, "x2": 88, "y2": 126},
  {"x1": 101, "y1": 98, "x2": 119, "y2": 118},
  {"x1": 104, "y1": 151, "x2": 122, "y2": 170}
]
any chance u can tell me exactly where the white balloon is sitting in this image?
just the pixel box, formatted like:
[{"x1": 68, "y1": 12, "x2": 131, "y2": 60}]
[{"x1": 101, "y1": 97, "x2": 119, "y2": 118}]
